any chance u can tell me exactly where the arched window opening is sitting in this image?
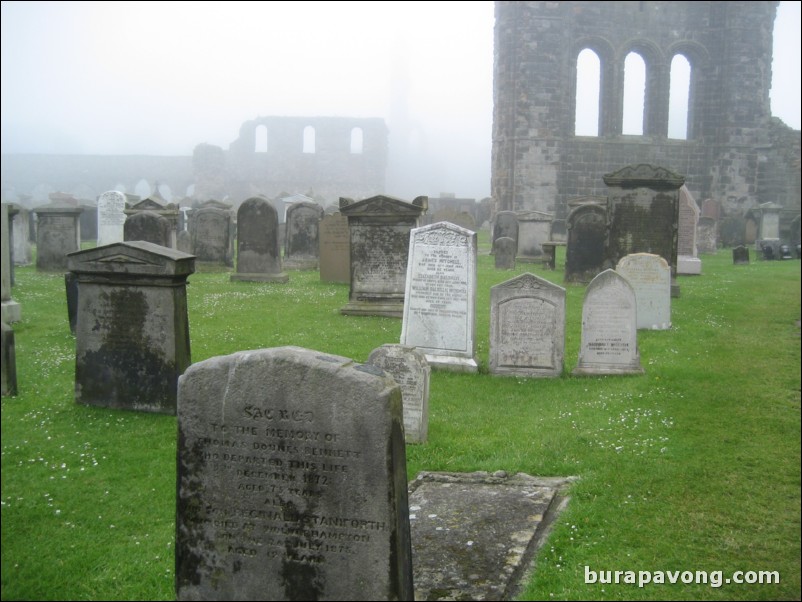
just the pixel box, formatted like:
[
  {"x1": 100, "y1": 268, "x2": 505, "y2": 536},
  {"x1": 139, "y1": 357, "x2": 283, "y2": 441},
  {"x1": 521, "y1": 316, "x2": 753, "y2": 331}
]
[
  {"x1": 255, "y1": 124, "x2": 268, "y2": 152},
  {"x1": 622, "y1": 52, "x2": 646, "y2": 135},
  {"x1": 350, "y1": 127, "x2": 364, "y2": 154},
  {"x1": 575, "y1": 49, "x2": 601, "y2": 136},
  {"x1": 303, "y1": 126, "x2": 316, "y2": 154},
  {"x1": 668, "y1": 54, "x2": 691, "y2": 140}
]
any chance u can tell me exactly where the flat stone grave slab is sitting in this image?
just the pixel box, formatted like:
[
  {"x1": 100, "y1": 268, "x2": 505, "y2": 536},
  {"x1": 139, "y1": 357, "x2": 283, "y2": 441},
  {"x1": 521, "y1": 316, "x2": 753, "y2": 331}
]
[{"x1": 409, "y1": 471, "x2": 574, "y2": 601}]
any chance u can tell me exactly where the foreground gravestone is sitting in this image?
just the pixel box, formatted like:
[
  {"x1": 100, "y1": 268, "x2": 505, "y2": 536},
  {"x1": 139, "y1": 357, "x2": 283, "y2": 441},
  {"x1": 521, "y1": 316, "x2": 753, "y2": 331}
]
[
  {"x1": 175, "y1": 346, "x2": 413, "y2": 601},
  {"x1": 67, "y1": 241, "x2": 195, "y2": 414},
  {"x1": 34, "y1": 203, "x2": 83, "y2": 271},
  {"x1": 190, "y1": 206, "x2": 235, "y2": 266},
  {"x1": 1, "y1": 204, "x2": 21, "y2": 323},
  {"x1": 97, "y1": 190, "x2": 127, "y2": 247},
  {"x1": 318, "y1": 213, "x2": 350, "y2": 283},
  {"x1": 340, "y1": 195, "x2": 427, "y2": 318},
  {"x1": 400, "y1": 222, "x2": 478, "y2": 372},
  {"x1": 284, "y1": 201, "x2": 324, "y2": 270},
  {"x1": 489, "y1": 273, "x2": 565, "y2": 377},
  {"x1": 231, "y1": 197, "x2": 288, "y2": 283},
  {"x1": 368, "y1": 344, "x2": 430, "y2": 444},
  {"x1": 564, "y1": 201, "x2": 606, "y2": 284},
  {"x1": 1, "y1": 320, "x2": 17, "y2": 396},
  {"x1": 616, "y1": 253, "x2": 671, "y2": 330},
  {"x1": 573, "y1": 269, "x2": 643, "y2": 376}
]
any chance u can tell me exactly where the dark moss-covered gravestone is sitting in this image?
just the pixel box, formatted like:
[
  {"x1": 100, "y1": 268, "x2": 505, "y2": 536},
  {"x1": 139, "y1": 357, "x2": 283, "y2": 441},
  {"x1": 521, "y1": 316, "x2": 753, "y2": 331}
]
[
  {"x1": 175, "y1": 346, "x2": 413, "y2": 601},
  {"x1": 123, "y1": 210, "x2": 172, "y2": 248},
  {"x1": 564, "y1": 201, "x2": 606, "y2": 284},
  {"x1": 284, "y1": 201, "x2": 324, "y2": 270},
  {"x1": 231, "y1": 197, "x2": 288, "y2": 283},
  {"x1": 67, "y1": 241, "x2": 195, "y2": 414}
]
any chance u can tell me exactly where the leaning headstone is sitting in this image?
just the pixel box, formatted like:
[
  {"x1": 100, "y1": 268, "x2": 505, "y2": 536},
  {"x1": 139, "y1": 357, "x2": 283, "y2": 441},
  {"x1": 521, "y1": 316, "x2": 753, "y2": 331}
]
[
  {"x1": 34, "y1": 203, "x2": 83, "y2": 271},
  {"x1": 493, "y1": 236, "x2": 516, "y2": 269},
  {"x1": 677, "y1": 185, "x2": 701, "y2": 275},
  {"x1": 231, "y1": 197, "x2": 288, "y2": 283},
  {"x1": 340, "y1": 195, "x2": 428, "y2": 318},
  {"x1": 603, "y1": 164, "x2": 683, "y2": 296},
  {"x1": 67, "y1": 241, "x2": 195, "y2": 414},
  {"x1": 492, "y1": 211, "x2": 518, "y2": 254},
  {"x1": 1, "y1": 204, "x2": 21, "y2": 323},
  {"x1": 124, "y1": 210, "x2": 172, "y2": 247},
  {"x1": 190, "y1": 206, "x2": 234, "y2": 266},
  {"x1": 489, "y1": 273, "x2": 565, "y2": 377},
  {"x1": 97, "y1": 191, "x2": 127, "y2": 247},
  {"x1": 564, "y1": 201, "x2": 606, "y2": 284},
  {"x1": 175, "y1": 346, "x2": 413, "y2": 601},
  {"x1": 400, "y1": 222, "x2": 477, "y2": 372},
  {"x1": 616, "y1": 253, "x2": 671, "y2": 330},
  {"x1": 732, "y1": 245, "x2": 750, "y2": 265},
  {"x1": 368, "y1": 344, "x2": 430, "y2": 444},
  {"x1": 318, "y1": 213, "x2": 350, "y2": 283},
  {"x1": 1, "y1": 320, "x2": 17, "y2": 396},
  {"x1": 284, "y1": 201, "x2": 324, "y2": 270},
  {"x1": 573, "y1": 269, "x2": 644, "y2": 376},
  {"x1": 515, "y1": 210, "x2": 553, "y2": 262}
]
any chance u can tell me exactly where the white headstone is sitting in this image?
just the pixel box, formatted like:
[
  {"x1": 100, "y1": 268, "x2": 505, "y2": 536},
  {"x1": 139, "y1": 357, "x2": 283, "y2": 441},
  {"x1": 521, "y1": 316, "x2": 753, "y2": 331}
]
[
  {"x1": 616, "y1": 253, "x2": 671, "y2": 330},
  {"x1": 400, "y1": 222, "x2": 478, "y2": 372},
  {"x1": 97, "y1": 191, "x2": 127, "y2": 246}
]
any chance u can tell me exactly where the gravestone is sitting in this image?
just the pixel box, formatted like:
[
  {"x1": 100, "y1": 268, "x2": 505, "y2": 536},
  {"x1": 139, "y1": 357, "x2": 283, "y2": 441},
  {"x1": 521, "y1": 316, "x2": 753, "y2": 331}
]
[
  {"x1": 550, "y1": 218, "x2": 567, "y2": 243},
  {"x1": 284, "y1": 201, "x2": 324, "y2": 270},
  {"x1": 318, "y1": 213, "x2": 350, "y2": 284},
  {"x1": 34, "y1": 203, "x2": 83, "y2": 271},
  {"x1": 10, "y1": 204, "x2": 32, "y2": 266},
  {"x1": 340, "y1": 195, "x2": 428, "y2": 318},
  {"x1": 697, "y1": 216, "x2": 718, "y2": 254},
  {"x1": 492, "y1": 211, "x2": 518, "y2": 254},
  {"x1": 400, "y1": 222, "x2": 478, "y2": 372},
  {"x1": 564, "y1": 201, "x2": 606, "y2": 284},
  {"x1": 65, "y1": 272, "x2": 78, "y2": 334},
  {"x1": 616, "y1": 253, "x2": 671, "y2": 330},
  {"x1": 125, "y1": 195, "x2": 180, "y2": 248},
  {"x1": 732, "y1": 245, "x2": 750, "y2": 265},
  {"x1": 489, "y1": 273, "x2": 565, "y2": 378},
  {"x1": 573, "y1": 269, "x2": 643, "y2": 376},
  {"x1": 78, "y1": 202, "x2": 98, "y2": 242},
  {"x1": 603, "y1": 164, "x2": 683, "y2": 296},
  {"x1": 97, "y1": 191, "x2": 128, "y2": 247},
  {"x1": 368, "y1": 344, "x2": 430, "y2": 444},
  {"x1": 493, "y1": 236, "x2": 516, "y2": 269},
  {"x1": 231, "y1": 197, "x2": 288, "y2": 283},
  {"x1": 1, "y1": 320, "x2": 17, "y2": 396},
  {"x1": 1, "y1": 204, "x2": 21, "y2": 323},
  {"x1": 755, "y1": 202, "x2": 782, "y2": 259},
  {"x1": 175, "y1": 346, "x2": 413, "y2": 601},
  {"x1": 190, "y1": 206, "x2": 234, "y2": 266},
  {"x1": 677, "y1": 185, "x2": 701, "y2": 275},
  {"x1": 515, "y1": 210, "x2": 553, "y2": 262},
  {"x1": 67, "y1": 241, "x2": 195, "y2": 414},
  {"x1": 124, "y1": 210, "x2": 172, "y2": 247}
]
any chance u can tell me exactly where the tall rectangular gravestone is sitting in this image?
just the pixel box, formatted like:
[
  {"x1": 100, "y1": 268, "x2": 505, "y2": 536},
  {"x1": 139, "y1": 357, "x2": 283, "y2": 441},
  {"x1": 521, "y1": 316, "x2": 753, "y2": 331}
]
[
  {"x1": 677, "y1": 185, "x2": 702, "y2": 275},
  {"x1": 97, "y1": 190, "x2": 127, "y2": 247},
  {"x1": 67, "y1": 241, "x2": 195, "y2": 414},
  {"x1": 284, "y1": 201, "x2": 324, "y2": 270},
  {"x1": 319, "y1": 213, "x2": 350, "y2": 283},
  {"x1": 368, "y1": 344, "x2": 430, "y2": 444},
  {"x1": 515, "y1": 210, "x2": 553, "y2": 262},
  {"x1": 34, "y1": 203, "x2": 83, "y2": 271},
  {"x1": 176, "y1": 346, "x2": 413, "y2": 601},
  {"x1": 340, "y1": 195, "x2": 427, "y2": 318},
  {"x1": 616, "y1": 253, "x2": 671, "y2": 330},
  {"x1": 564, "y1": 202, "x2": 607, "y2": 284},
  {"x1": 489, "y1": 273, "x2": 565, "y2": 378},
  {"x1": 190, "y1": 206, "x2": 235, "y2": 266},
  {"x1": 400, "y1": 222, "x2": 478, "y2": 372},
  {"x1": 231, "y1": 197, "x2": 288, "y2": 283},
  {"x1": 573, "y1": 269, "x2": 643, "y2": 376},
  {"x1": 1, "y1": 204, "x2": 21, "y2": 323}
]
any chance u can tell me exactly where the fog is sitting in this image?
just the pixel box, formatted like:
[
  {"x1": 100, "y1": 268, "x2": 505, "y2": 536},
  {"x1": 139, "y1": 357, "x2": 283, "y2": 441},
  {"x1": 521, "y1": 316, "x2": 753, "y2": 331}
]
[{"x1": 1, "y1": 1, "x2": 800, "y2": 201}]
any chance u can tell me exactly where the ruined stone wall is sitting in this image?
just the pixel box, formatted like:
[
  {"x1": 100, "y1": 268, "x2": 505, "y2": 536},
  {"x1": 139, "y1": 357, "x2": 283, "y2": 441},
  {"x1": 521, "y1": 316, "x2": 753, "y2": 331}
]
[{"x1": 492, "y1": 0, "x2": 801, "y2": 220}]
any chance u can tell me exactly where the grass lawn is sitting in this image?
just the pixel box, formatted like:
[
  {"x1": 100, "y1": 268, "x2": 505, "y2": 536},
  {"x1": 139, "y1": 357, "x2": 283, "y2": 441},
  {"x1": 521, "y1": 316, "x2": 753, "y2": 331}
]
[{"x1": 1, "y1": 241, "x2": 800, "y2": 601}]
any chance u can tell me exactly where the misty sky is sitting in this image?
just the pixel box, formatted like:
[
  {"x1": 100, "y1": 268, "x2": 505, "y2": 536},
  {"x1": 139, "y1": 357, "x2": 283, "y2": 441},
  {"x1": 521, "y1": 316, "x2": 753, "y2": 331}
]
[{"x1": 1, "y1": 1, "x2": 800, "y2": 201}]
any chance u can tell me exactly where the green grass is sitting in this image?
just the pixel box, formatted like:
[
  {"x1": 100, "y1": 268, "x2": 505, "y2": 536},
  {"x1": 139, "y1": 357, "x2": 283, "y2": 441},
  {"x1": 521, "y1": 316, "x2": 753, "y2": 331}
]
[{"x1": 2, "y1": 244, "x2": 800, "y2": 601}]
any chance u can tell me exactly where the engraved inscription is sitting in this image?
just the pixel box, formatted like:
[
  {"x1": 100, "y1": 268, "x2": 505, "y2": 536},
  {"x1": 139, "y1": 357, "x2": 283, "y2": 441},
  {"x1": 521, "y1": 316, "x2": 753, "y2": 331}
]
[{"x1": 498, "y1": 298, "x2": 555, "y2": 368}]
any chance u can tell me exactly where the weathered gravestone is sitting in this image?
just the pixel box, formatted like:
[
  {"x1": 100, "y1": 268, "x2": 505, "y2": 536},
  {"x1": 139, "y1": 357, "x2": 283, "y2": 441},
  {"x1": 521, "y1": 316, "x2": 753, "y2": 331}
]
[
  {"x1": 603, "y1": 164, "x2": 683, "y2": 297},
  {"x1": 318, "y1": 213, "x2": 350, "y2": 284},
  {"x1": 677, "y1": 185, "x2": 702, "y2": 275},
  {"x1": 615, "y1": 253, "x2": 671, "y2": 330},
  {"x1": 515, "y1": 210, "x2": 553, "y2": 262},
  {"x1": 573, "y1": 269, "x2": 644, "y2": 376},
  {"x1": 67, "y1": 241, "x2": 195, "y2": 414},
  {"x1": 400, "y1": 222, "x2": 478, "y2": 372},
  {"x1": 564, "y1": 201, "x2": 606, "y2": 284},
  {"x1": 697, "y1": 216, "x2": 718, "y2": 254},
  {"x1": 489, "y1": 273, "x2": 565, "y2": 378},
  {"x1": 124, "y1": 210, "x2": 172, "y2": 248},
  {"x1": 97, "y1": 190, "x2": 127, "y2": 247},
  {"x1": 1, "y1": 204, "x2": 21, "y2": 323},
  {"x1": 340, "y1": 195, "x2": 428, "y2": 318},
  {"x1": 493, "y1": 236, "x2": 516, "y2": 269},
  {"x1": 284, "y1": 201, "x2": 324, "y2": 270},
  {"x1": 65, "y1": 272, "x2": 78, "y2": 334},
  {"x1": 368, "y1": 344, "x2": 430, "y2": 444},
  {"x1": 125, "y1": 196, "x2": 180, "y2": 248},
  {"x1": 175, "y1": 346, "x2": 413, "y2": 601},
  {"x1": 492, "y1": 211, "x2": 518, "y2": 255},
  {"x1": 755, "y1": 202, "x2": 782, "y2": 259},
  {"x1": 732, "y1": 245, "x2": 750, "y2": 265},
  {"x1": 190, "y1": 206, "x2": 235, "y2": 266},
  {"x1": 231, "y1": 197, "x2": 288, "y2": 283},
  {"x1": 34, "y1": 203, "x2": 83, "y2": 271},
  {"x1": 1, "y1": 320, "x2": 17, "y2": 396},
  {"x1": 9, "y1": 203, "x2": 32, "y2": 266}
]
